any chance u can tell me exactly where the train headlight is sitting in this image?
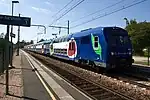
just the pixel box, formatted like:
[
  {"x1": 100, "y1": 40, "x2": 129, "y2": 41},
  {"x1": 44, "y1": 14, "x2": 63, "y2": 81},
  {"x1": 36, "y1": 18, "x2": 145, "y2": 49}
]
[
  {"x1": 111, "y1": 52, "x2": 114, "y2": 55},
  {"x1": 128, "y1": 52, "x2": 132, "y2": 55}
]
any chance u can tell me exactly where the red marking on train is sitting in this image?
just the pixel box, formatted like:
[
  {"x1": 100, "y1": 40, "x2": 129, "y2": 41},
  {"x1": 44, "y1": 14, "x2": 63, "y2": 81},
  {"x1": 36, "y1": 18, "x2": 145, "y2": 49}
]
[{"x1": 68, "y1": 42, "x2": 76, "y2": 56}]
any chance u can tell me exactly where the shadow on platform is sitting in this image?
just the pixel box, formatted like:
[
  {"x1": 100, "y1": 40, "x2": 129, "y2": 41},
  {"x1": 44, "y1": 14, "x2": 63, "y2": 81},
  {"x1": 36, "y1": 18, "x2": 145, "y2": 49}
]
[
  {"x1": 10, "y1": 66, "x2": 37, "y2": 72},
  {"x1": 0, "y1": 82, "x2": 22, "y2": 87}
]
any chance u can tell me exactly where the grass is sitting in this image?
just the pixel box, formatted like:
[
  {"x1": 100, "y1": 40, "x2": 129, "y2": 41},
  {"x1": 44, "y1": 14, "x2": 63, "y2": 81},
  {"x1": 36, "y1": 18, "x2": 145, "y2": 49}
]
[{"x1": 134, "y1": 61, "x2": 150, "y2": 66}]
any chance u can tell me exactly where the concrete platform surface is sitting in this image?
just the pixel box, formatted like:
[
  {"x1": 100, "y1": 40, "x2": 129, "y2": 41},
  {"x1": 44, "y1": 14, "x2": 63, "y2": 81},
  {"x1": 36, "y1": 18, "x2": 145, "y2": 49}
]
[
  {"x1": 0, "y1": 51, "x2": 23, "y2": 100},
  {"x1": 133, "y1": 56, "x2": 150, "y2": 62},
  {"x1": 22, "y1": 50, "x2": 93, "y2": 100},
  {"x1": 21, "y1": 51, "x2": 52, "y2": 100}
]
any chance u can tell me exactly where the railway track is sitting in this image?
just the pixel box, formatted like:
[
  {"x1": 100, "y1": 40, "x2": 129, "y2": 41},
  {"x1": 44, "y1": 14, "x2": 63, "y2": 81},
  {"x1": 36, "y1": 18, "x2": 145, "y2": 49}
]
[
  {"x1": 27, "y1": 51, "x2": 137, "y2": 100},
  {"x1": 30, "y1": 50, "x2": 150, "y2": 91},
  {"x1": 60, "y1": 72, "x2": 131, "y2": 100},
  {"x1": 50, "y1": 52, "x2": 150, "y2": 90}
]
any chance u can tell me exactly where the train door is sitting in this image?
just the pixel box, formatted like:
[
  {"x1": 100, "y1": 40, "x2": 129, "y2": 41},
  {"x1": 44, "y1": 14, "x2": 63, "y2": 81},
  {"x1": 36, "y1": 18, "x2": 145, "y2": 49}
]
[
  {"x1": 79, "y1": 35, "x2": 91, "y2": 59},
  {"x1": 41, "y1": 45, "x2": 44, "y2": 53},
  {"x1": 50, "y1": 43, "x2": 54, "y2": 55}
]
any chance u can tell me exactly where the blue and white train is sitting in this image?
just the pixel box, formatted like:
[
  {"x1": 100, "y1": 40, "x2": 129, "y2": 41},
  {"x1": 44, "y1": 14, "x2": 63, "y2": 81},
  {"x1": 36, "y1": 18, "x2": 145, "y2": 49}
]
[{"x1": 25, "y1": 26, "x2": 134, "y2": 70}]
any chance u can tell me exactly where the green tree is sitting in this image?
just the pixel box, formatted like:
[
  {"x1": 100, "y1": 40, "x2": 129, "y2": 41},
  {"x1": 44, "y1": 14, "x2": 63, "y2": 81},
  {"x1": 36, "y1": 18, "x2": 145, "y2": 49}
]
[
  {"x1": 0, "y1": 33, "x2": 4, "y2": 38},
  {"x1": 38, "y1": 39, "x2": 45, "y2": 42},
  {"x1": 125, "y1": 19, "x2": 150, "y2": 56},
  {"x1": 30, "y1": 40, "x2": 34, "y2": 44}
]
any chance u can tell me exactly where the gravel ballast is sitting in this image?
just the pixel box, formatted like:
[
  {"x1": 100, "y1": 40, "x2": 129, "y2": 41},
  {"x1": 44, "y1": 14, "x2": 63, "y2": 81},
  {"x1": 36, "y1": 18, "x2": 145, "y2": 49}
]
[{"x1": 31, "y1": 52, "x2": 150, "y2": 100}]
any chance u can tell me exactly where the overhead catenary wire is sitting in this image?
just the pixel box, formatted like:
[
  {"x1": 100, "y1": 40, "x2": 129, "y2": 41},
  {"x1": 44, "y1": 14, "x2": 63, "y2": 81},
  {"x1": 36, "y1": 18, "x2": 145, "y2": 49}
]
[
  {"x1": 70, "y1": 0, "x2": 148, "y2": 29},
  {"x1": 51, "y1": 0, "x2": 74, "y2": 18},
  {"x1": 49, "y1": 0, "x2": 85, "y2": 26},
  {"x1": 70, "y1": 0, "x2": 126, "y2": 23},
  {"x1": 54, "y1": 0, "x2": 137, "y2": 26}
]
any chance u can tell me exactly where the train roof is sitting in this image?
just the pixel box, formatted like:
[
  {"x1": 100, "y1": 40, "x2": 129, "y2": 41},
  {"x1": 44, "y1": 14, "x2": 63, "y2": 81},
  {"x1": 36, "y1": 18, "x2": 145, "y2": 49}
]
[
  {"x1": 70, "y1": 26, "x2": 126, "y2": 38},
  {"x1": 53, "y1": 27, "x2": 101, "y2": 39},
  {"x1": 52, "y1": 26, "x2": 123, "y2": 41},
  {"x1": 71, "y1": 27, "x2": 102, "y2": 38},
  {"x1": 46, "y1": 26, "x2": 125, "y2": 43},
  {"x1": 35, "y1": 39, "x2": 52, "y2": 45},
  {"x1": 25, "y1": 39, "x2": 53, "y2": 47}
]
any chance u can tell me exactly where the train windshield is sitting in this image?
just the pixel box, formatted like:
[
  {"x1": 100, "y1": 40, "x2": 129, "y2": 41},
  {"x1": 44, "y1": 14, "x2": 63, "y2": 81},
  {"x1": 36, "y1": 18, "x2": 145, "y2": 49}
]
[
  {"x1": 110, "y1": 35, "x2": 129, "y2": 46},
  {"x1": 104, "y1": 27, "x2": 130, "y2": 46}
]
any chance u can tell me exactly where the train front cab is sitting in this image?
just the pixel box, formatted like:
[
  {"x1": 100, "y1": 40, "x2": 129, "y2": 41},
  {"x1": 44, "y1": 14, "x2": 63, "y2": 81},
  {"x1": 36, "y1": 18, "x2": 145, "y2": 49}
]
[{"x1": 104, "y1": 27, "x2": 134, "y2": 69}]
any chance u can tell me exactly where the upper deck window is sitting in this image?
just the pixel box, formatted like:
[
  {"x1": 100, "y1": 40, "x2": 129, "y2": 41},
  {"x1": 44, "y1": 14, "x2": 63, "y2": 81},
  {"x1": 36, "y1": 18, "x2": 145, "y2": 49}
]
[{"x1": 94, "y1": 36, "x2": 99, "y2": 48}]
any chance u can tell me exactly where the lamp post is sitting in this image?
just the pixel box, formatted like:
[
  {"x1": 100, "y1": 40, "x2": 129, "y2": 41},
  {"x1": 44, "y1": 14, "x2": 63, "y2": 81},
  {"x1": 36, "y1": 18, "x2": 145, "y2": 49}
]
[
  {"x1": 148, "y1": 47, "x2": 150, "y2": 66},
  {"x1": 124, "y1": 18, "x2": 129, "y2": 27},
  {"x1": 16, "y1": 13, "x2": 20, "y2": 56},
  {"x1": 10, "y1": 0, "x2": 19, "y2": 66}
]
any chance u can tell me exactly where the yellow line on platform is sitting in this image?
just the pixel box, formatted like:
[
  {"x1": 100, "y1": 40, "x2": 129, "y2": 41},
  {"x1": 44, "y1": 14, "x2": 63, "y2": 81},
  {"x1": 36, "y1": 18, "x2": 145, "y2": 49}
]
[{"x1": 22, "y1": 50, "x2": 57, "y2": 100}]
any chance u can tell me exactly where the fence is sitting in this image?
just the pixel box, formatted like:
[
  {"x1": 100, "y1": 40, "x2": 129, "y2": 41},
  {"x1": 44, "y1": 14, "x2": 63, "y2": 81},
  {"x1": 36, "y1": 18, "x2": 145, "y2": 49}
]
[{"x1": 0, "y1": 38, "x2": 11, "y2": 74}]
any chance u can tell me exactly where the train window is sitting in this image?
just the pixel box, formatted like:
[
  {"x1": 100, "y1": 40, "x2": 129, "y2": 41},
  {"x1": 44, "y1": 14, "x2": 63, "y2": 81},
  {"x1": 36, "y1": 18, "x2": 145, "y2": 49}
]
[
  {"x1": 94, "y1": 36, "x2": 99, "y2": 48},
  {"x1": 67, "y1": 38, "x2": 70, "y2": 41},
  {"x1": 64, "y1": 37, "x2": 67, "y2": 42},
  {"x1": 59, "y1": 38, "x2": 61, "y2": 42},
  {"x1": 62, "y1": 38, "x2": 64, "y2": 42},
  {"x1": 110, "y1": 35, "x2": 129, "y2": 45},
  {"x1": 95, "y1": 42, "x2": 98, "y2": 48},
  {"x1": 50, "y1": 45, "x2": 53, "y2": 49},
  {"x1": 57, "y1": 39, "x2": 59, "y2": 43},
  {"x1": 64, "y1": 49, "x2": 67, "y2": 54},
  {"x1": 69, "y1": 42, "x2": 72, "y2": 50},
  {"x1": 69, "y1": 42, "x2": 75, "y2": 50},
  {"x1": 55, "y1": 39, "x2": 58, "y2": 43},
  {"x1": 72, "y1": 42, "x2": 75, "y2": 50},
  {"x1": 123, "y1": 36, "x2": 129, "y2": 44},
  {"x1": 95, "y1": 36, "x2": 98, "y2": 41},
  {"x1": 62, "y1": 49, "x2": 67, "y2": 54},
  {"x1": 81, "y1": 36, "x2": 90, "y2": 44},
  {"x1": 61, "y1": 38, "x2": 63, "y2": 42},
  {"x1": 60, "y1": 38, "x2": 63, "y2": 42},
  {"x1": 64, "y1": 38, "x2": 66, "y2": 42},
  {"x1": 65, "y1": 38, "x2": 68, "y2": 42},
  {"x1": 64, "y1": 38, "x2": 67, "y2": 42},
  {"x1": 63, "y1": 38, "x2": 65, "y2": 42}
]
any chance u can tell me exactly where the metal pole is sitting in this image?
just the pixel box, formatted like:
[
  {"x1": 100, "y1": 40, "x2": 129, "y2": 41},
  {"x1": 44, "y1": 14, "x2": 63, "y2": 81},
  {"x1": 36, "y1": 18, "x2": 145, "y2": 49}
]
[
  {"x1": 37, "y1": 37, "x2": 38, "y2": 43},
  {"x1": 6, "y1": 25, "x2": 10, "y2": 95},
  {"x1": 68, "y1": 20, "x2": 69, "y2": 34},
  {"x1": 10, "y1": 3, "x2": 14, "y2": 66},
  {"x1": 31, "y1": 25, "x2": 46, "y2": 34},
  {"x1": 49, "y1": 22, "x2": 69, "y2": 35},
  {"x1": 44, "y1": 26, "x2": 46, "y2": 34},
  {"x1": 148, "y1": 47, "x2": 149, "y2": 66},
  {"x1": 17, "y1": 14, "x2": 20, "y2": 56},
  {"x1": 59, "y1": 28, "x2": 61, "y2": 35}
]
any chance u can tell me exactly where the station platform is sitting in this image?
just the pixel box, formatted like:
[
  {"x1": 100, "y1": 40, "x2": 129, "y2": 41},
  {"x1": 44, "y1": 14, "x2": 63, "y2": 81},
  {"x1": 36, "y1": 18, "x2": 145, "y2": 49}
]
[
  {"x1": 0, "y1": 50, "x2": 92, "y2": 100},
  {"x1": 133, "y1": 56, "x2": 150, "y2": 67}
]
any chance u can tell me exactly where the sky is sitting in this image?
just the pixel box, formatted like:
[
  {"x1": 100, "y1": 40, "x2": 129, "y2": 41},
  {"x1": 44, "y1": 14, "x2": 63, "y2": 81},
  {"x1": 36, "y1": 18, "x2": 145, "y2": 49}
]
[{"x1": 0, "y1": 0, "x2": 150, "y2": 43}]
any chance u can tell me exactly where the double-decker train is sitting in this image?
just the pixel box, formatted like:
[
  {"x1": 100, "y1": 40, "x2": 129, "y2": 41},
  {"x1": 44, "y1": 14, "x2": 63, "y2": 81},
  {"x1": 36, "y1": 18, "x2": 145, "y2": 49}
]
[{"x1": 25, "y1": 26, "x2": 134, "y2": 70}]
